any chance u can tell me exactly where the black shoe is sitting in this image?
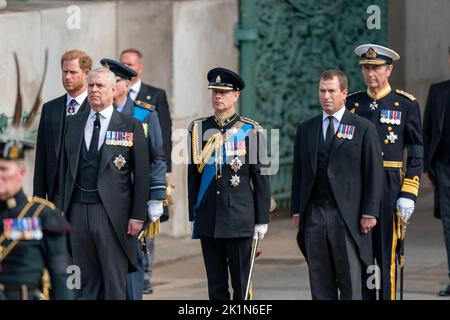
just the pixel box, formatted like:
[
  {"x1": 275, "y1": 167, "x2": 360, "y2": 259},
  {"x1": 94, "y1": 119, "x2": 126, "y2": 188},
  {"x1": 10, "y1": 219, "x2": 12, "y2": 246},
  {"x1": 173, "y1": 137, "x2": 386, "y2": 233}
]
[
  {"x1": 143, "y1": 287, "x2": 153, "y2": 294},
  {"x1": 143, "y1": 280, "x2": 153, "y2": 294},
  {"x1": 438, "y1": 284, "x2": 450, "y2": 296}
]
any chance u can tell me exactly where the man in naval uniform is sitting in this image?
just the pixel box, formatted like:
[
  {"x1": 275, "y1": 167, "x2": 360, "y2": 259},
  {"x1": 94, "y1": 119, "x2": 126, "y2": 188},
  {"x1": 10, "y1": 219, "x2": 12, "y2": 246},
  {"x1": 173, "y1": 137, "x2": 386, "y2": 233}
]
[
  {"x1": 187, "y1": 67, "x2": 271, "y2": 300},
  {"x1": 346, "y1": 44, "x2": 423, "y2": 300},
  {"x1": 100, "y1": 58, "x2": 166, "y2": 299},
  {"x1": 0, "y1": 111, "x2": 72, "y2": 300}
]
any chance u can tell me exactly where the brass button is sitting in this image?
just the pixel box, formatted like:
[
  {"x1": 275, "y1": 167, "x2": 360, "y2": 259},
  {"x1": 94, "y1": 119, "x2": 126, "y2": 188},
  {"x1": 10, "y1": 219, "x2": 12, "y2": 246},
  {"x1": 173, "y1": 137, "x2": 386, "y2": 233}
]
[
  {"x1": 216, "y1": 191, "x2": 220, "y2": 195},
  {"x1": 384, "y1": 139, "x2": 389, "y2": 145},
  {"x1": 354, "y1": 102, "x2": 359, "y2": 107},
  {"x1": 388, "y1": 126, "x2": 392, "y2": 132},
  {"x1": 394, "y1": 102, "x2": 399, "y2": 107}
]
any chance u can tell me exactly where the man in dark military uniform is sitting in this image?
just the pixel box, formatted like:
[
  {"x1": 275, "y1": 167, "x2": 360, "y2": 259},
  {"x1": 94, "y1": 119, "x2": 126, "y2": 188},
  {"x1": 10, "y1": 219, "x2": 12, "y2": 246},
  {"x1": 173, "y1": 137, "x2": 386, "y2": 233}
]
[
  {"x1": 346, "y1": 44, "x2": 423, "y2": 300},
  {"x1": 119, "y1": 48, "x2": 172, "y2": 294},
  {"x1": 0, "y1": 112, "x2": 72, "y2": 300},
  {"x1": 100, "y1": 58, "x2": 167, "y2": 300},
  {"x1": 188, "y1": 67, "x2": 271, "y2": 300},
  {"x1": 423, "y1": 47, "x2": 450, "y2": 296}
]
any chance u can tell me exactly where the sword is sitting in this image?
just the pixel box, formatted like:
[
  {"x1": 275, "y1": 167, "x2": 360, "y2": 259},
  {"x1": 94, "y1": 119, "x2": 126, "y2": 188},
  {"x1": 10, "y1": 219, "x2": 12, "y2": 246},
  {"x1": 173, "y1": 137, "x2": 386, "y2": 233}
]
[
  {"x1": 396, "y1": 209, "x2": 408, "y2": 300},
  {"x1": 245, "y1": 238, "x2": 259, "y2": 300}
]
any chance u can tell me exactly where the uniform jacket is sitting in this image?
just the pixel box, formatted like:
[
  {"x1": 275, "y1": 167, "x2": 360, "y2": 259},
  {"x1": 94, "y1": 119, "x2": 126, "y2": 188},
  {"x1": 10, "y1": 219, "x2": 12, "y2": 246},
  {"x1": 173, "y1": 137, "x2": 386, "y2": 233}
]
[
  {"x1": 136, "y1": 83, "x2": 173, "y2": 172},
  {"x1": 291, "y1": 109, "x2": 384, "y2": 267},
  {"x1": 346, "y1": 87, "x2": 423, "y2": 202},
  {"x1": 0, "y1": 190, "x2": 72, "y2": 300},
  {"x1": 188, "y1": 114, "x2": 271, "y2": 238},
  {"x1": 120, "y1": 97, "x2": 166, "y2": 200}
]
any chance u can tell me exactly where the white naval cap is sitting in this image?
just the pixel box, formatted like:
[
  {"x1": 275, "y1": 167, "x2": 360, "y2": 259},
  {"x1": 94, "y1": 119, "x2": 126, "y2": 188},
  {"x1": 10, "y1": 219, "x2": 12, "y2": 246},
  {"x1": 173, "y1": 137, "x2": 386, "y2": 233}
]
[{"x1": 355, "y1": 44, "x2": 400, "y2": 65}]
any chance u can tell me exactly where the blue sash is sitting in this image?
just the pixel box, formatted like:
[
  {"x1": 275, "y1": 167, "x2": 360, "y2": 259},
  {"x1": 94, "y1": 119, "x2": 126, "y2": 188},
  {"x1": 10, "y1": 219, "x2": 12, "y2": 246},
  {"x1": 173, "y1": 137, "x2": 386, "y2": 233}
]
[
  {"x1": 133, "y1": 106, "x2": 150, "y2": 122},
  {"x1": 192, "y1": 123, "x2": 253, "y2": 239}
]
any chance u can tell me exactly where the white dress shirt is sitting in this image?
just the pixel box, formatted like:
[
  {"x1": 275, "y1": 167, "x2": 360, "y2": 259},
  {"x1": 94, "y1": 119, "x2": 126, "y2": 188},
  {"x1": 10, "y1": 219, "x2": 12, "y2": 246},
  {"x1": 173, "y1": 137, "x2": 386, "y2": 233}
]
[
  {"x1": 322, "y1": 106, "x2": 346, "y2": 140},
  {"x1": 84, "y1": 105, "x2": 114, "y2": 150},
  {"x1": 129, "y1": 80, "x2": 142, "y2": 101},
  {"x1": 66, "y1": 90, "x2": 88, "y2": 115}
]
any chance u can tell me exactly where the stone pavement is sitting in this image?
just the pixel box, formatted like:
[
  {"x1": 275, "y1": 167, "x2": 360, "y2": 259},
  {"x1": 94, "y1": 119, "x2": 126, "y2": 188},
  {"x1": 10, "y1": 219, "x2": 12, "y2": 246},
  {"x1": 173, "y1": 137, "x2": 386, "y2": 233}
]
[{"x1": 146, "y1": 184, "x2": 450, "y2": 300}]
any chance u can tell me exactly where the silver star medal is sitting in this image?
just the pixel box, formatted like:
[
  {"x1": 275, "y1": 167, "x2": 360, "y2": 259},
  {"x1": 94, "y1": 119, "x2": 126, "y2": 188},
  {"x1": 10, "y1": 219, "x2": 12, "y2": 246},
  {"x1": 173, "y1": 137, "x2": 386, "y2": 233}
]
[
  {"x1": 230, "y1": 175, "x2": 240, "y2": 187},
  {"x1": 114, "y1": 154, "x2": 126, "y2": 170},
  {"x1": 386, "y1": 131, "x2": 398, "y2": 144},
  {"x1": 230, "y1": 157, "x2": 242, "y2": 173},
  {"x1": 369, "y1": 101, "x2": 378, "y2": 110}
]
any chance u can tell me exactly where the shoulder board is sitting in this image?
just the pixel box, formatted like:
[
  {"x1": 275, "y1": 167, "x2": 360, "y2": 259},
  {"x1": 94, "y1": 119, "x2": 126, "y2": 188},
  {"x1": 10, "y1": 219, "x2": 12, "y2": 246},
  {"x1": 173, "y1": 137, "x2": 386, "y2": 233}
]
[
  {"x1": 239, "y1": 116, "x2": 260, "y2": 128},
  {"x1": 189, "y1": 116, "x2": 210, "y2": 131},
  {"x1": 31, "y1": 196, "x2": 56, "y2": 210},
  {"x1": 395, "y1": 89, "x2": 416, "y2": 101},
  {"x1": 346, "y1": 91, "x2": 363, "y2": 98},
  {"x1": 135, "y1": 100, "x2": 155, "y2": 111}
]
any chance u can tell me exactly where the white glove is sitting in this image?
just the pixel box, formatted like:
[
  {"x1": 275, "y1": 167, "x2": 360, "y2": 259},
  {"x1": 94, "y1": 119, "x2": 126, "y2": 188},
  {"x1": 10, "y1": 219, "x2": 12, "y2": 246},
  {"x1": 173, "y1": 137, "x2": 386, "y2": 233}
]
[
  {"x1": 396, "y1": 197, "x2": 415, "y2": 222},
  {"x1": 253, "y1": 224, "x2": 268, "y2": 239},
  {"x1": 147, "y1": 200, "x2": 164, "y2": 222},
  {"x1": 190, "y1": 221, "x2": 194, "y2": 233}
]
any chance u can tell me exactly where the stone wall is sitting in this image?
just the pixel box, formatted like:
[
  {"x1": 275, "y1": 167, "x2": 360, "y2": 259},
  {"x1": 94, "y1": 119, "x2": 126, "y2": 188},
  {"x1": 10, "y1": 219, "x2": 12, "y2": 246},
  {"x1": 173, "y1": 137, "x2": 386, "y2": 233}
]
[{"x1": 0, "y1": 0, "x2": 239, "y2": 237}]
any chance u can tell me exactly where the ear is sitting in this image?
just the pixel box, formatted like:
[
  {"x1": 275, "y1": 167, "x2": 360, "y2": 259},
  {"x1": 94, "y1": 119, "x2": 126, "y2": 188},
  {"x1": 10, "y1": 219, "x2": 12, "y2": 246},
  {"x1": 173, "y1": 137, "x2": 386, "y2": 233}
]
[
  {"x1": 233, "y1": 91, "x2": 240, "y2": 102},
  {"x1": 83, "y1": 69, "x2": 90, "y2": 79}
]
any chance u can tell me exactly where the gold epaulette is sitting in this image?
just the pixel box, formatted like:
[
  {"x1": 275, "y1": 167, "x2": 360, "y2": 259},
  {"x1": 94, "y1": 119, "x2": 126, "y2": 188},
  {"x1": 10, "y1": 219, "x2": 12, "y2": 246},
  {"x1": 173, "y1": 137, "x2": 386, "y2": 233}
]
[
  {"x1": 31, "y1": 196, "x2": 56, "y2": 210},
  {"x1": 239, "y1": 116, "x2": 261, "y2": 129},
  {"x1": 395, "y1": 89, "x2": 416, "y2": 101},
  {"x1": 347, "y1": 91, "x2": 363, "y2": 98},
  {"x1": 135, "y1": 100, "x2": 155, "y2": 111},
  {"x1": 188, "y1": 116, "x2": 209, "y2": 131}
]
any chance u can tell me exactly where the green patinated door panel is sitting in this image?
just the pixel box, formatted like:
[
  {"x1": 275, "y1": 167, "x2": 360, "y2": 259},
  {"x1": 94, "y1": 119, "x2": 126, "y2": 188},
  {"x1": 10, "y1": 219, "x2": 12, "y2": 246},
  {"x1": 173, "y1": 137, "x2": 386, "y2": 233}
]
[{"x1": 235, "y1": 0, "x2": 387, "y2": 208}]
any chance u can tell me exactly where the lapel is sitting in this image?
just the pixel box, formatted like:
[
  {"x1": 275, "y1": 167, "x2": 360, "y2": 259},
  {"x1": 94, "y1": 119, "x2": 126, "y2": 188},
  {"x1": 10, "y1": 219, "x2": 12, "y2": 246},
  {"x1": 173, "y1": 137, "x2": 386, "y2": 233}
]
[
  {"x1": 122, "y1": 96, "x2": 134, "y2": 116},
  {"x1": 329, "y1": 109, "x2": 353, "y2": 159},
  {"x1": 53, "y1": 94, "x2": 67, "y2": 159},
  {"x1": 68, "y1": 109, "x2": 90, "y2": 178},
  {"x1": 98, "y1": 109, "x2": 125, "y2": 176},
  {"x1": 79, "y1": 97, "x2": 89, "y2": 113},
  {"x1": 438, "y1": 82, "x2": 450, "y2": 133},
  {"x1": 308, "y1": 115, "x2": 322, "y2": 174}
]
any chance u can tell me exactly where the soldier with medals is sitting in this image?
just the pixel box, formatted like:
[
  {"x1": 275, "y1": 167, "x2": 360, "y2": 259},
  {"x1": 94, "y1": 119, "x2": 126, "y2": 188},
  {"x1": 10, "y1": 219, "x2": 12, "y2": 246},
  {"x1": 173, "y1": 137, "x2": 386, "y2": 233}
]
[
  {"x1": 100, "y1": 58, "x2": 166, "y2": 300},
  {"x1": 187, "y1": 67, "x2": 271, "y2": 300},
  {"x1": 346, "y1": 44, "x2": 423, "y2": 300},
  {"x1": 0, "y1": 107, "x2": 72, "y2": 300}
]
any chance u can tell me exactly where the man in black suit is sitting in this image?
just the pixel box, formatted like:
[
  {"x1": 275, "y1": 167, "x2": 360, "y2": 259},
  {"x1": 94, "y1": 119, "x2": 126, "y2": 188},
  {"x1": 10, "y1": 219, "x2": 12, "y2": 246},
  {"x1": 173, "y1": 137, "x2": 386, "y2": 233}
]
[
  {"x1": 188, "y1": 68, "x2": 271, "y2": 300},
  {"x1": 291, "y1": 70, "x2": 383, "y2": 300},
  {"x1": 120, "y1": 48, "x2": 172, "y2": 294},
  {"x1": 34, "y1": 50, "x2": 92, "y2": 202},
  {"x1": 424, "y1": 47, "x2": 450, "y2": 296},
  {"x1": 57, "y1": 67, "x2": 149, "y2": 299}
]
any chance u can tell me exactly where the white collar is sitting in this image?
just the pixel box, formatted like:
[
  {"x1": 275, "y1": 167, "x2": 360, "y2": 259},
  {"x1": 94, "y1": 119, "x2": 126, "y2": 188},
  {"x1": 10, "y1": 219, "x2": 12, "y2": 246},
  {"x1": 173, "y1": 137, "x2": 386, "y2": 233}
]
[
  {"x1": 130, "y1": 79, "x2": 142, "y2": 93},
  {"x1": 322, "y1": 106, "x2": 346, "y2": 122},
  {"x1": 67, "y1": 90, "x2": 87, "y2": 106},
  {"x1": 90, "y1": 105, "x2": 114, "y2": 119}
]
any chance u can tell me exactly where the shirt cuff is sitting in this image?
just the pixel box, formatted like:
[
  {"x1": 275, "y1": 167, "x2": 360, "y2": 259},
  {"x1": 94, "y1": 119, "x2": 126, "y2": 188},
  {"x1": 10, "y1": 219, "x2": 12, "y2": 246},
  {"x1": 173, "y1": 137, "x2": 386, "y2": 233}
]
[
  {"x1": 292, "y1": 213, "x2": 300, "y2": 217},
  {"x1": 129, "y1": 218, "x2": 144, "y2": 223},
  {"x1": 362, "y1": 215, "x2": 376, "y2": 219}
]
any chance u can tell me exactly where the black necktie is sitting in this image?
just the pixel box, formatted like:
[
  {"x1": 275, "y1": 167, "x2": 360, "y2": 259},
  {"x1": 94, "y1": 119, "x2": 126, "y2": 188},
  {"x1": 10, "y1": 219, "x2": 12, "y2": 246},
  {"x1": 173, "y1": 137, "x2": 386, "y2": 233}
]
[
  {"x1": 325, "y1": 115, "x2": 335, "y2": 149},
  {"x1": 89, "y1": 112, "x2": 101, "y2": 157}
]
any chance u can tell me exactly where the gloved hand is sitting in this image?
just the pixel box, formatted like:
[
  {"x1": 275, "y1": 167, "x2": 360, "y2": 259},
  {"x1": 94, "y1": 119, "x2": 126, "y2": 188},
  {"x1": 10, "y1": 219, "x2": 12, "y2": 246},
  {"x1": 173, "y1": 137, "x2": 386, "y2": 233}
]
[
  {"x1": 396, "y1": 197, "x2": 415, "y2": 222},
  {"x1": 147, "y1": 200, "x2": 164, "y2": 222},
  {"x1": 253, "y1": 224, "x2": 268, "y2": 239}
]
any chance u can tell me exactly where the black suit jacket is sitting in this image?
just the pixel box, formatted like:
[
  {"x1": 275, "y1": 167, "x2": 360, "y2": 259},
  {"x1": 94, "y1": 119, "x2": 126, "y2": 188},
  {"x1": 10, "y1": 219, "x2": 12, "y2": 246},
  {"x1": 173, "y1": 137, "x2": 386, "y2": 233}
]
[
  {"x1": 33, "y1": 94, "x2": 88, "y2": 202},
  {"x1": 423, "y1": 80, "x2": 450, "y2": 218},
  {"x1": 57, "y1": 109, "x2": 149, "y2": 270},
  {"x1": 136, "y1": 82, "x2": 172, "y2": 172},
  {"x1": 291, "y1": 109, "x2": 383, "y2": 267}
]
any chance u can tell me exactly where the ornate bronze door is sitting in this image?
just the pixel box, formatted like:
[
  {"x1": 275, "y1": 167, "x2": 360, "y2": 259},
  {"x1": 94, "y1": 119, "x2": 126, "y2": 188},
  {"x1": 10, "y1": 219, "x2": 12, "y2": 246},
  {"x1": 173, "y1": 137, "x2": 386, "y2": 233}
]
[{"x1": 235, "y1": 0, "x2": 387, "y2": 207}]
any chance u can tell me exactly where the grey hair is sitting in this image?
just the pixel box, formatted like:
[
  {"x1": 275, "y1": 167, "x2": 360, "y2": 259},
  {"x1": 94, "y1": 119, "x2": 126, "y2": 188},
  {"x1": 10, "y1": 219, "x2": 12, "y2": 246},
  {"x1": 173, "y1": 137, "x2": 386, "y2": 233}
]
[{"x1": 88, "y1": 67, "x2": 116, "y2": 88}]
